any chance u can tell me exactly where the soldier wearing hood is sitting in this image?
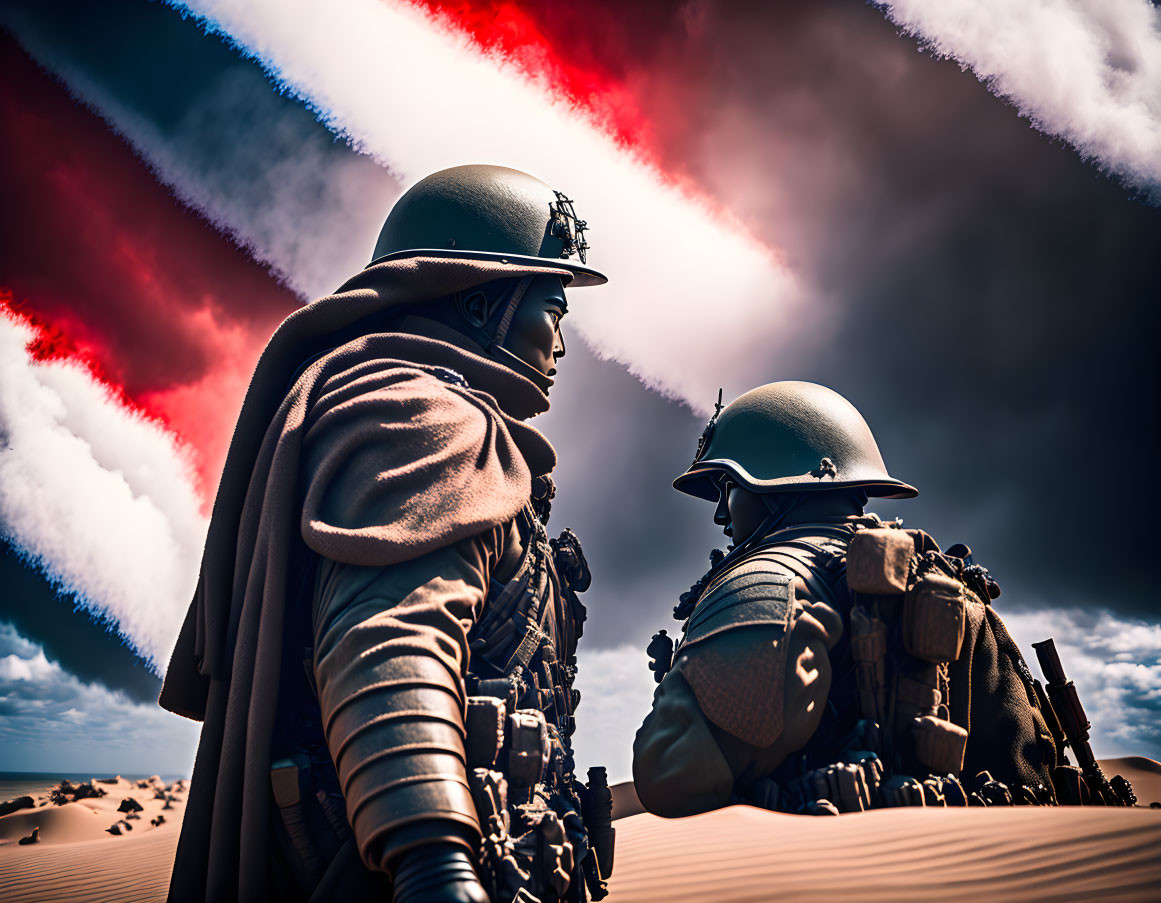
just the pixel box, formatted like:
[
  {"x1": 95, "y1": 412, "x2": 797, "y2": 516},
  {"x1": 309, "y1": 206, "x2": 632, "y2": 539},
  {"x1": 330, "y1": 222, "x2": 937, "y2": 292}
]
[
  {"x1": 161, "y1": 165, "x2": 614, "y2": 903},
  {"x1": 634, "y1": 382, "x2": 1134, "y2": 818}
]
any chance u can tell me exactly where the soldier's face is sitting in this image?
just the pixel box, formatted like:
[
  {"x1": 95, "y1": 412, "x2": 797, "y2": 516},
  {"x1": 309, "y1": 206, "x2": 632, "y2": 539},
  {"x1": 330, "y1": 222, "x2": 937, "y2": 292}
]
[
  {"x1": 713, "y1": 480, "x2": 771, "y2": 545},
  {"x1": 503, "y1": 275, "x2": 568, "y2": 380}
]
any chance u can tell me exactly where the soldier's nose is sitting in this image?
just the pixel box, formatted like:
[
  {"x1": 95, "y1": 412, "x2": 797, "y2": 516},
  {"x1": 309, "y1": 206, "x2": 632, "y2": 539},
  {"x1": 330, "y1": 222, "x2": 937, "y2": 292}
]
[{"x1": 713, "y1": 494, "x2": 731, "y2": 529}]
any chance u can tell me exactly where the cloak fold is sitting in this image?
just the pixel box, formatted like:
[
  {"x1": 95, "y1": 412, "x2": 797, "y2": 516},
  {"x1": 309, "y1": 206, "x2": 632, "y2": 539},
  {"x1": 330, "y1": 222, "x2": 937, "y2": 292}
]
[{"x1": 160, "y1": 257, "x2": 564, "y2": 902}]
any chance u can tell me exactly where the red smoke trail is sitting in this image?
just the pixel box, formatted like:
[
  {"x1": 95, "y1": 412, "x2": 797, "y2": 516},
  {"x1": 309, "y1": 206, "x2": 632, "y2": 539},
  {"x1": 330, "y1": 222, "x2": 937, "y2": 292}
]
[
  {"x1": 414, "y1": 1, "x2": 652, "y2": 150},
  {"x1": 0, "y1": 37, "x2": 300, "y2": 495},
  {"x1": 414, "y1": 0, "x2": 712, "y2": 187},
  {"x1": 0, "y1": 290, "x2": 156, "y2": 423}
]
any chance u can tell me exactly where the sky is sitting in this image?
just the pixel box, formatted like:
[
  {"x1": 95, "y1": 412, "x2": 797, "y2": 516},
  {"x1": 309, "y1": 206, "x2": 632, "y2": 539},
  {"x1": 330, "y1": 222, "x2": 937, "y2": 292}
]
[{"x1": 0, "y1": 0, "x2": 1158, "y2": 783}]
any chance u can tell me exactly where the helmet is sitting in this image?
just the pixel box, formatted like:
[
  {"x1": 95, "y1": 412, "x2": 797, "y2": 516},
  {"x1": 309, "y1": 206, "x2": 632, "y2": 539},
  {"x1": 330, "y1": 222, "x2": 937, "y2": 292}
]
[
  {"x1": 673, "y1": 381, "x2": 917, "y2": 501},
  {"x1": 370, "y1": 164, "x2": 606, "y2": 287}
]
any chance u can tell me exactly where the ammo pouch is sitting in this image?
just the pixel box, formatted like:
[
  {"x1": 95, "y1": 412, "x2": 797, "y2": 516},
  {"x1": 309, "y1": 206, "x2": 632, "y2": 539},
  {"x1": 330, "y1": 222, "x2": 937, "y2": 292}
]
[
  {"x1": 844, "y1": 527, "x2": 972, "y2": 787},
  {"x1": 903, "y1": 572, "x2": 966, "y2": 664},
  {"x1": 464, "y1": 695, "x2": 611, "y2": 903}
]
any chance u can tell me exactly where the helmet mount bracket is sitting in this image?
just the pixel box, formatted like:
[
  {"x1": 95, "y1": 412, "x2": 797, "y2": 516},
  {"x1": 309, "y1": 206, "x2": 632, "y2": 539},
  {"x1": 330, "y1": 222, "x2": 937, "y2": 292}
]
[
  {"x1": 550, "y1": 191, "x2": 589, "y2": 264},
  {"x1": 693, "y1": 388, "x2": 725, "y2": 465}
]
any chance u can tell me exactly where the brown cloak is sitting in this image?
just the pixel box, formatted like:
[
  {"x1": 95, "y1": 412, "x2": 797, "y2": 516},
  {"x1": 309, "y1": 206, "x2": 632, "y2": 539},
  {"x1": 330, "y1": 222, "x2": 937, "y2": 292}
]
[{"x1": 160, "y1": 257, "x2": 568, "y2": 902}]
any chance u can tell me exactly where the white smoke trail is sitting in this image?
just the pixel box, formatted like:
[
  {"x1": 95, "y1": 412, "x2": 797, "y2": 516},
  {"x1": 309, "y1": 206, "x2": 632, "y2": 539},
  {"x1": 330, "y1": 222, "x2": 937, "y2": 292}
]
[
  {"x1": 159, "y1": 0, "x2": 811, "y2": 412},
  {"x1": 0, "y1": 312, "x2": 207, "y2": 671},
  {"x1": 874, "y1": 0, "x2": 1161, "y2": 196},
  {"x1": 0, "y1": 5, "x2": 402, "y2": 301}
]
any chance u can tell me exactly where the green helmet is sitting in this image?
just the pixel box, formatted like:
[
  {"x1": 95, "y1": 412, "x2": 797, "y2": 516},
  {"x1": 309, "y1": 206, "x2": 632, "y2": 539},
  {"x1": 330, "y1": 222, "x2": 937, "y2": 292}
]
[
  {"x1": 370, "y1": 164, "x2": 606, "y2": 287},
  {"x1": 674, "y1": 381, "x2": 917, "y2": 501}
]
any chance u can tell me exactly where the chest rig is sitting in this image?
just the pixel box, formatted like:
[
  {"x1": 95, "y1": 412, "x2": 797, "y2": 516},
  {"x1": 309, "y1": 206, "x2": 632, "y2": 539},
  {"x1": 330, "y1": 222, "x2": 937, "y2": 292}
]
[
  {"x1": 463, "y1": 504, "x2": 613, "y2": 903},
  {"x1": 652, "y1": 517, "x2": 1132, "y2": 816}
]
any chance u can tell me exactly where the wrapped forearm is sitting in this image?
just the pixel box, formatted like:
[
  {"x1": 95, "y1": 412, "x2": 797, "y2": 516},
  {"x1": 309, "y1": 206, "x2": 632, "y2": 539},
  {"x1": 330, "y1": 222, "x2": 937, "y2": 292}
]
[
  {"x1": 313, "y1": 529, "x2": 502, "y2": 870},
  {"x1": 320, "y1": 651, "x2": 478, "y2": 865}
]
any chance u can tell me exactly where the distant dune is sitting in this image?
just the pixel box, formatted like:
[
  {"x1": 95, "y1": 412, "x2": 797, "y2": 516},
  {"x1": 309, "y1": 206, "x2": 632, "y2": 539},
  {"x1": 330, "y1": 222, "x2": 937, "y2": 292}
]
[
  {"x1": 0, "y1": 775, "x2": 184, "y2": 903},
  {"x1": 0, "y1": 759, "x2": 1157, "y2": 902}
]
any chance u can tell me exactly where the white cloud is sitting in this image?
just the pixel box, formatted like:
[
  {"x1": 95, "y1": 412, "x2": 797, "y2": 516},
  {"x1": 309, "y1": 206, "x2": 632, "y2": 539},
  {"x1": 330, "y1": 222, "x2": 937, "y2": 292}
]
[
  {"x1": 0, "y1": 312, "x2": 207, "y2": 671},
  {"x1": 1001, "y1": 607, "x2": 1161, "y2": 756},
  {"x1": 874, "y1": 0, "x2": 1161, "y2": 195},
  {"x1": 572, "y1": 643, "x2": 659, "y2": 785},
  {"x1": 0, "y1": 650, "x2": 55, "y2": 682},
  {"x1": 0, "y1": 625, "x2": 199, "y2": 775},
  {"x1": 158, "y1": 0, "x2": 813, "y2": 412}
]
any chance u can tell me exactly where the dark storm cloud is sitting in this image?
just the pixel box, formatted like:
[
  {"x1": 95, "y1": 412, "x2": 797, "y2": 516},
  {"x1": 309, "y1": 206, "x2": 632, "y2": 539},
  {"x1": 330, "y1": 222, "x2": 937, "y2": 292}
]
[
  {"x1": 0, "y1": 542, "x2": 162, "y2": 705},
  {"x1": 542, "y1": 0, "x2": 1161, "y2": 642},
  {"x1": 696, "y1": 0, "x2": 1161, "y2": 619},
  {"x1": 537, "y1": 344, "x2": 726, "y2": 650}
]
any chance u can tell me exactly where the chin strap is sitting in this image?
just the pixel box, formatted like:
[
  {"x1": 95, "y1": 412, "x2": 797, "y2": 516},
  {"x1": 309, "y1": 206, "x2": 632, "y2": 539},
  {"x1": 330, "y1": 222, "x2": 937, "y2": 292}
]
[
  {"x1": 491, "y1": 277, "x2": 533, "y2": 347},
  {"x1": 453, "y1": 276, "x2": 554, "y2": 395},
  {"x1": 486, "y1": 343, "x2": 555, "y2": 393},
  {"x1": 486, "y1": 276, "x2": 554, "y2": 394}
]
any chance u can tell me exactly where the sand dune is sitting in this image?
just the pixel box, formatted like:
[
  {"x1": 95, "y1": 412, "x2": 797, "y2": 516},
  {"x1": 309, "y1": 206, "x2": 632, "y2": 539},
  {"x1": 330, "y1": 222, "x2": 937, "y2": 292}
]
[
  {"x1": 608, "y1": 804, "x2": 1161, "y2": 902},
  {"x1": 1107, "y1": 756, "x2": 1161, "y2": 807},
  {"x1": 0, "y1": 761, "x2": 1157, "y2": 902},
  {"x1": 0, "y1": 824, "x2": 179, "y2": 903},
  {"x1": 0, "y1": 802, "x2": 113, "y2": 845},
  {"x1": 0, "y1": 775, "x2": 184, "y2": 903}
]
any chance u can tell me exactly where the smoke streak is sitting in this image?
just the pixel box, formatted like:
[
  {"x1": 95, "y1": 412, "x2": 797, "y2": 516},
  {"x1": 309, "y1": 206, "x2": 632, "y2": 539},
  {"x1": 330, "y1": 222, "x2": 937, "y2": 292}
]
[
  {"x1": 0, "y1": 2, "x2": 404, "y2": 302},
  {"x1": 164, "y1": 0, "x2": 811, "y2": 412},
  {"x1": 873, "y1": 0, "x2": 1161, "y2": 196},
  {"x1": 0, "y1": 36, "x2": 305, "y2": 487},
  {"x1": 0, "y1": 306, "x2": 206, "y2": 670}
]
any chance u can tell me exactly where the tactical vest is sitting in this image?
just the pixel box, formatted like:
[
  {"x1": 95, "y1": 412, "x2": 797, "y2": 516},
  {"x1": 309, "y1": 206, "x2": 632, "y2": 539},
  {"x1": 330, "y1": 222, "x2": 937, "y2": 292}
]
[
  {"x1": 269, "y1": 503, "x2": 612, "y2": 903},
  {"x1": 462, "y1": 505, "x2": 614, "y2": 903},
  {"x1": 653, "y1": 517, "x2": 1135, "y2": 815}
]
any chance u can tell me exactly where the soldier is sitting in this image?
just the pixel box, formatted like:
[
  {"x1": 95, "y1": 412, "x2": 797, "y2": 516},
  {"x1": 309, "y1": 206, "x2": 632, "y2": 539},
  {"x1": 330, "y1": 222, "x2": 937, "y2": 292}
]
[
  {"x1": 634, "y1": 381, "x2": 1133, "y2": 818},
  {"x1": 160, "y1": 165, "x2": 615, "y2": 903}
]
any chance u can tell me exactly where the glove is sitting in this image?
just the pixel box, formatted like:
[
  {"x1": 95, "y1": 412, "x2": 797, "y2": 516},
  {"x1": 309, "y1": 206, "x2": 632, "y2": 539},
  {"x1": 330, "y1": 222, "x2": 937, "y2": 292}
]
[{"x1": 392, "y1": 842, "x2": 490, "y2": 903}]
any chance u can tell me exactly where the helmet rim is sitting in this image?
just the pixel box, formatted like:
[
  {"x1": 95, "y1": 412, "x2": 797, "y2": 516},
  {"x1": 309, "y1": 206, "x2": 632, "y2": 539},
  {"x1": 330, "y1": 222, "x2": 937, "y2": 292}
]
[
  {"x1": 366, "y1": 247, "x2": 606, "y2": 287},
  {"x1": 674, "y1": 458, "x2": 918, "y2": 501}
]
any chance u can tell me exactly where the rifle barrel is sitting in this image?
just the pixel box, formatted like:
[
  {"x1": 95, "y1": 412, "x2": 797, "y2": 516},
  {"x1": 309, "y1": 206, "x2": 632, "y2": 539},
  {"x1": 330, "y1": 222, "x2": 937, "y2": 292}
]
[{"x1": 1032, "y1": 638, "x2": 1066, "y2": 686}]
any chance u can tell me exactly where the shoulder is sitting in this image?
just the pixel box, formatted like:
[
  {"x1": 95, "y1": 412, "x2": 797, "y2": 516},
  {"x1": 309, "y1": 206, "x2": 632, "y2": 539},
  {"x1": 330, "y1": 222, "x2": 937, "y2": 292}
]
[
  {"x1": 300, "y1": 358, "x2": 532, "y2": 567},
  {"x1": 305, "y1": 356, "x2": 497, "y2": 440},
  {"x1": 675, "y1": 555, "x2": 798, "y2": 750}
]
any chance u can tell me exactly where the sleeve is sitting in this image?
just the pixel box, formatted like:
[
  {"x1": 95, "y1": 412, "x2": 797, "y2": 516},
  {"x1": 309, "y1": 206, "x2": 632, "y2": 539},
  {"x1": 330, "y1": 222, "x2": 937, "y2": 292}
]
[
  {"x1": 311, "y1": 525, "x2": 505, "y2": 871},
  {"x1": 631, "y1": 564, "x2": 843, "y2": 816},
  {"x1": 300, "y1": 365, "x2": 532, "y2": 568}
]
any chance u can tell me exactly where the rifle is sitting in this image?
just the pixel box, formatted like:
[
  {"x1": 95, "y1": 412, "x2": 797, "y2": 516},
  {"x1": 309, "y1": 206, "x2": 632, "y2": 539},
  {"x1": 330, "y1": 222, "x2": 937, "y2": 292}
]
[{"x1": 1032, "y1": 638, "x2": 1135, "y2": 806}]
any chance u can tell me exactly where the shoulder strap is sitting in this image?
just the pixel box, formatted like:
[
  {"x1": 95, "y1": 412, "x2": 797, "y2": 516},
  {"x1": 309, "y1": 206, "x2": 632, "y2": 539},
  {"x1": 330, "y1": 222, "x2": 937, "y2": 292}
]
[{"x1": 683, "y1": 565, "x2": 793, "y2": 650}]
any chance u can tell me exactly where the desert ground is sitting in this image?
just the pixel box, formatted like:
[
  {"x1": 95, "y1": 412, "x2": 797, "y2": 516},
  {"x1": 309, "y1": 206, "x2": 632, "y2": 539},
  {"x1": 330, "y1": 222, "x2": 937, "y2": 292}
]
[{"x1": 1, "y1": 758, "x2": 1158, "y2": 902}]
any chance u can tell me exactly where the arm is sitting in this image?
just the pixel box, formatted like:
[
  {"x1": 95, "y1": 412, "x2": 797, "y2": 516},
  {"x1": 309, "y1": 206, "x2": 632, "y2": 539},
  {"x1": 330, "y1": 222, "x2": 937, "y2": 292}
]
[
  {"x1": 312, "y1": 528, "x2": 503, "y2": 886},
  {"x1": 633, "y1": 571, "x2": 842, "y2": 817}
]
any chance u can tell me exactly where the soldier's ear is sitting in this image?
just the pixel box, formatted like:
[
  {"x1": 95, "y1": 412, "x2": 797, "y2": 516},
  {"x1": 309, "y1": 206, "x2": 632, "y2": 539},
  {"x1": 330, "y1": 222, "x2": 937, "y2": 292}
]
[{"x1": 458, "y1": 289, "x2": 495, "y2": 327}]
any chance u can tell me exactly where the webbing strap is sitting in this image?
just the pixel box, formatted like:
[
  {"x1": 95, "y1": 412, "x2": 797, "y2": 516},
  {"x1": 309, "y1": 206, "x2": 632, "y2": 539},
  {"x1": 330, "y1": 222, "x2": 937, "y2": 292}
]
[{"x1": 503, "y1": 619, "x2": 547, "y2": 674}]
